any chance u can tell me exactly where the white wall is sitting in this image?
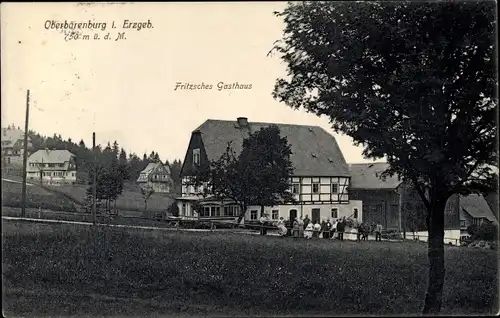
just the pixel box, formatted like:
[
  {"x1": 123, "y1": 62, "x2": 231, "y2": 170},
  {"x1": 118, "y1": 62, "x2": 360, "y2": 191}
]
[
  {"x1": 245, "y1": 200, "x2": 363, "y2": 223},
  {"x1": 403, "y1": 230, "x2": 461, "y2": 246},
  {"x1": 26, "y1": 170, "x2": 76, "y2": 184}
]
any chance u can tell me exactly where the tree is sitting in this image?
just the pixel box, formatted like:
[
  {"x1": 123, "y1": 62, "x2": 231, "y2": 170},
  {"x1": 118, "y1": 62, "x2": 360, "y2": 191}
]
[
  {"x1": 189, "y1": 126, "x2": 296, "y2": 224},
  {"x1": 86, "y1": 160, "x2": 126, "y2": 213},
  {"x1": 119, "y1": 148, "x2": 128, "y2": 165},
  {"x1": 271, "y1": 1, "x2": 497, "y2": 314},
  {"x1": 238, "y1": 125, "x2": 296, "y2": 218},
  {"x1": 128, "y1": 153, "x2": 143, "y2": 181}
]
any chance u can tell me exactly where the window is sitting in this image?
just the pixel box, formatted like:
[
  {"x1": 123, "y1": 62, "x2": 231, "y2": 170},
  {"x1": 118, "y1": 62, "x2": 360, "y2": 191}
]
[
  {"x1": 182, "y1": 203, "x2": 186, "y2": 215},
  {"x1": 201, "y1": 207, "x2": 210, "y2": 217},
  {"x1": 331, "y1": 183, "x2": 339, "y2": 194},
  {"x1": 7, "y1": 157, "x2": 10, "y2": 164},
  {"x1": 353, "y1": 208, "x2": 358, "y2": 219},
  {"x1": 193, "y1": 148, "x2": 200, "y2": 165},
  {"x1": 272, "y1": 209, "x2": 279, "y2": 220},
  {"x1": 312, "y1": 183, "x2": 320, "y2": 194},
  {"x1": 250, "y1": 210, "x2": 258, "y2": 220},
  {"x1": 291, "y1": 183, "x2": 300, "y2": 194},
  {"x1": 460, "y1": 220, "x2": 466, "y2": 228},
  {"x1": 331, "y1": 208, "x2": 338, "y2": 219}
]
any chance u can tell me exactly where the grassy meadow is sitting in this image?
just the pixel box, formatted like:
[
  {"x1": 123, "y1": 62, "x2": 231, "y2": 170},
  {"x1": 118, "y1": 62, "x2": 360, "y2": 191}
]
[
  {"x1": 1, "y1": 178, "x2": 175, "y2": 214},
  {"x1": 2, "y1": 220, "x2": 498, "y2": 317}
]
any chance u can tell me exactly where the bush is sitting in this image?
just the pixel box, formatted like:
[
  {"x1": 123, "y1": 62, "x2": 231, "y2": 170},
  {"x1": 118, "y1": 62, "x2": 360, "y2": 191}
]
[
  {"x1": 167, "y1": 202, "x2": 179, "y2": 217},
  {"x1": 471, "y1": 223, "x2": 498, "y2": 242},
  {"x1": 382, "y1": 229, "x2": 403, "y2": 240}
]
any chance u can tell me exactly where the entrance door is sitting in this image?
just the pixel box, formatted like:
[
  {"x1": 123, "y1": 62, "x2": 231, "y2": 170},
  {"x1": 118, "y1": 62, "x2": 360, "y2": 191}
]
[
  {"x1": 312, "y1": 208, "x2": 321, "y2": 223},
  {"x1": 289, "y1": 209, "x2": 297, "y2": 222}
]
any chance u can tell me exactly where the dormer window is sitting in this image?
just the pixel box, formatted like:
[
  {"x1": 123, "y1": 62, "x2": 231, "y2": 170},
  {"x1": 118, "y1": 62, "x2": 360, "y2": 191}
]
[{"x1": 193, "y1": 148, "x2": 200, "y2": 165}]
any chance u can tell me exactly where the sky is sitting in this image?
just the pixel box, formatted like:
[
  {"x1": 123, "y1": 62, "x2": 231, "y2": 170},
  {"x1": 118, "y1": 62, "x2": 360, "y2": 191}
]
[{"x1": 1, "y1": 2, "x2": 383, "y2": 164}]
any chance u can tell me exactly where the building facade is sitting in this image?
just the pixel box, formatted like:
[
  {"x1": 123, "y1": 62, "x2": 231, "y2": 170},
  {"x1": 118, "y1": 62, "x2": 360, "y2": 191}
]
[
  {"x1": 27, "y1": 149, "x2": 77, "y2": 185},
  {"x1": 349, "y1": 163, "x2": 475, "y2": 234},
  {"x1": 177, "y1": 117, "x2": 363, "y2": 224},
  {"x1": 137, "y1": 161, "x2": 173, "y2": 193},
  {"x1": 1, "y1": 126, "x2": 33, "y2": 166}
]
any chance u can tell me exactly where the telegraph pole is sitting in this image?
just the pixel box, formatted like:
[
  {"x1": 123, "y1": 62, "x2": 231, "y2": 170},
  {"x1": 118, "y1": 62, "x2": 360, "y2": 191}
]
[
  {"x1": 92, "y1": 132, "x2": 97, "y2": 225},
  {"x1": 21, "y1": 90, "x2": 30, "y2": 218}
]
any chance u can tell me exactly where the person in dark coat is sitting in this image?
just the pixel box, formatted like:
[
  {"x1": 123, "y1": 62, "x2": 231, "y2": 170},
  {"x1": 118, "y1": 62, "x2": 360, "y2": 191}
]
[
  {"x1": 337, "y1": 217, "x2": 346, "y2": 241},
  {"x1": 303, "y1": 215, "x2": 310, "y2": 230}
]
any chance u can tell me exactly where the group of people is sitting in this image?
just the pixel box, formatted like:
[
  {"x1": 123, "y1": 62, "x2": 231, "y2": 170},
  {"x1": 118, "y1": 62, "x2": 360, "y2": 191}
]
[
  {"x1": 265, "y1": 214, "x2": 384, "y2": 241},
  {"x1": 272, "y1": 214, "x2": 347, "y2": 240}
]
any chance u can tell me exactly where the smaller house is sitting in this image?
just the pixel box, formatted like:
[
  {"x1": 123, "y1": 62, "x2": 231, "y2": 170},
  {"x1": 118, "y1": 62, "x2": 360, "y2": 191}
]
[
  {"x1": 137, "y1": 162, "x2": 173, "y2": 193},
  {"x1": 1, "y1": 125, "x2": 33, "y2": 166},
  {"x1": 459, "y1": 193, "x2": 498, "y2": 240},
  {"x1": 27, "y1": 149, "x2": 77, "y2": 185}
]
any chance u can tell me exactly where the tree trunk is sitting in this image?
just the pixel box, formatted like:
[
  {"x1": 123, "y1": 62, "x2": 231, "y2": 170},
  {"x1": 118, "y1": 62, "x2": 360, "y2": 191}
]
[
  {"x1": 422, "y1": 196, "x2": 447, "y2": 315},
  {"x1": 236, "y1": 204, "x2": 247, "y2": 226},
  {"x1": 260, "y1": 204, "x2": 265, "y2": 235}
]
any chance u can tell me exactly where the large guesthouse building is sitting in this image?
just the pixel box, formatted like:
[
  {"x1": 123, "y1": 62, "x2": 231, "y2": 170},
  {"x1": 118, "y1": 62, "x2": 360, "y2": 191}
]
[{"x1": 176, "y1": 117, "x2": 363, "y2": 224}]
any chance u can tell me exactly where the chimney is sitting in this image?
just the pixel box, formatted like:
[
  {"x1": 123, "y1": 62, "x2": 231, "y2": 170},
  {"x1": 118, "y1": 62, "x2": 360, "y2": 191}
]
[
  {"x1": 237, "y1": 117, "x2": 248, "y2": 127},
  {"x1": 193, "y1": 129, "x2": 202, "y2": 136}
]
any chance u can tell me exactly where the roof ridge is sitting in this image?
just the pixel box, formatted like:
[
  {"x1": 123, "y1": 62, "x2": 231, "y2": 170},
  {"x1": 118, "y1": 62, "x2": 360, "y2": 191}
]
[{"x1": 202, "y1": 119, "x2": 323, "y2": 129}]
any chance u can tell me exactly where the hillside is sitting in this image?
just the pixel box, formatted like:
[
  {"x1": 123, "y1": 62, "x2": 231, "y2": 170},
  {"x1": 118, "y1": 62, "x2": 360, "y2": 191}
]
[{"x1": 1, "y1": 177, "x2": 176, "y2": 214}]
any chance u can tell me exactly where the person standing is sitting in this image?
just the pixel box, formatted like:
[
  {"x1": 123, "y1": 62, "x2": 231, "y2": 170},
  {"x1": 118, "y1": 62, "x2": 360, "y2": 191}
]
[
  {"x1": 304, "y1": 222, "x2": 314, "y2": 239},
  {"x1": 303, "y1": 215, "x2": 310, "y2": 230},
  {"x1": 260, "y1": 213, "x2": 268, "y2": 236},
  {"x1": 293, "y1": 217, "x2": 300, "y2": 238},
  {"x1": 331, "y1": 219, "x2": 338, "y2": 239},
  {"x1": 313, "y1": 221, "x2": 321, "y2": 238},
  {"x1": 337, "y1": 218, "x2": 346, "y2": 241},
  {"x1": 375, "y1": 221, "x2": 383, "y2": 241},
  {"x1": 324, "y1": 219, "x2": 332, "y2": 239},
  {"x1": 298, "y1": 216, "x2": 305, "y2": 238},
  {"x1": 277, "y1": 217, "x2": 288, "y2": 237}
]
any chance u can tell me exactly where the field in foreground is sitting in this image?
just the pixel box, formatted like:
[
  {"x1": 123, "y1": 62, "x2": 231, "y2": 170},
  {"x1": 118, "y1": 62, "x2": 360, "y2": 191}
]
[{"x1": 2, "y1": 220, "x2": 498, "y2": 317}]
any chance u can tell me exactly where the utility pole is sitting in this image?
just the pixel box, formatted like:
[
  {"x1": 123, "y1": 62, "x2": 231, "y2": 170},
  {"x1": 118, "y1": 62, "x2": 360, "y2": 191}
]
[
  {"x1": 21, "y1": 90, "x2": 30, "y2": 218},
  {"x1": 92, "y1": 132, "x2": 97, "y2": 225}
]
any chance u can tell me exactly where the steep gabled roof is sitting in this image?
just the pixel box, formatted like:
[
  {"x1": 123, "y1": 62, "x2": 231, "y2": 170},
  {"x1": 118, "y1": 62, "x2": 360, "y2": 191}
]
[
  {"x1": 28, "y1": 149, "x2": 75, "y2": 164},
  {"x1": 140, "y1": 162, "x2": 171, "y2": 175},
  {"x1": 1, "y1": 127, "x2": 32, "y2": 148},
  {"x1": 460, "y1": 193, "x2": 498, "y2": 224},
  {"x1": 349, "y1": 163, "x2": 402, "y2": 189},
  {"x1": 194, "y1": 119, "x2": 350, "y2": 177}
]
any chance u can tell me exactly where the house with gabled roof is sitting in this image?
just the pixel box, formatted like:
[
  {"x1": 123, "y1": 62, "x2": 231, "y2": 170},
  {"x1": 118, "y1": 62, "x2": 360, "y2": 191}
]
[
  {"x1": 137, "y1": 161, "x2": 173, "y2": 193},
  {"x1": 1, "y1": 125, "x2": 33, "y2": 166},
  {"x1": 27, "y1": 149, "x2": 77, "y2": 185},
  {"x1": 459, "y1": 193, "x2": 498, "y2": 232},
  {"x1": 177, "y1": 117, "x2": 363, "y2": 223}
]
